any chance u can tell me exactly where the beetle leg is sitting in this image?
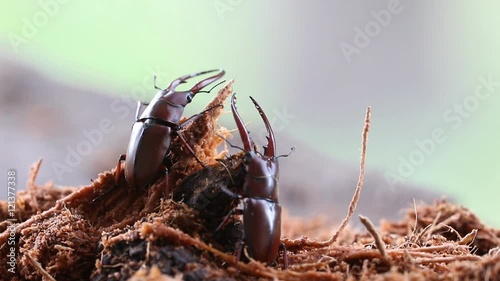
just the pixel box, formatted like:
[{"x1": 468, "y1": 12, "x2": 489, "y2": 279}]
[
  {"x1": 214, "y1": 185, "x2": 243, "y2": 232},
  {"x1": 235, "y1": 240, "x2": 246, "y2": 262},
  {"x1": 175, "y1": 131, "x2": 206, "y2": 168},
  {"x1": 161, "y1": 155, "x2": 175, "y2": 196},
  {"x1": 92, "y1": 154, "x2": 126, "y2": 203},
  {"x1": 219, "y1": 186, "x2": 242, "y2": 199},
  {"x1": 279, "y1": 243, "x2": 289, "y2": 269},
  {"x1": 215, "y1": 208, "x2": 244, "y2": 232},
  {"x1": 177, "y1": 104, "x2": 223, "y2": 129},
  {"x1": 163, "y1": 165, "x2": 170, "y2": 195},
  {"x1": 115, "y1": 154, "x2": 126, "y2": 185}
]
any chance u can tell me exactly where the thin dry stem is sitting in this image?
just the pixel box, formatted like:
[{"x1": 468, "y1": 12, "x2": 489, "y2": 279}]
[
  {"x1": 459, "y1": 229, "x2": 478, "y2": 245},
  {"x1": 425, "y1": 211, "x2": 442, "y2": 241},
  {"x1": 282, "y1": 107, "x2": 371, "y2": 250},
  {"x1": 414, "y1": 255, "x2": 482, "y2": 264},
  {"x1": 410, "y1": 198, "x2": 418, "y2": 237},
  {"x1": 140, "y1": 221, "x2": 342, "y2": 281},
  {"x1": 322, "y1": 106, "x2": 371, "y2": 246},
  {"x1": 359, "y1": 215, "x2": 389, "y2": 262},
  {"x1": 27, "y1": 159, "x2": 43, "y2": 188},
  {"x1": 27, "y1": 159, "x2": 43, "y2": 211},
  {"x1": 415, "y1": 222, "x2": 434, "y2": 244},
  {"x1": 26, "y1": 253, "x2": 57, "y2": 281}
]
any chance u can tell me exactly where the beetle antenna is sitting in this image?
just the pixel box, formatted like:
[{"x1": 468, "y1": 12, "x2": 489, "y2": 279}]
[
  {"x1": 153, "y1": 75, "x2": 164, "y2": 91},
  {"x1": 218, "y1": 160, "x2": 235, "y2": 184},
  {"x1": 215, "y1": 133, "x2": 245, "y2": 152},
  {"x1": 197, "y1": 80, "x2": 226, "y2": 94},
  {"x1": 277, "y1": 146, "x2": 296, "y2": 158}
]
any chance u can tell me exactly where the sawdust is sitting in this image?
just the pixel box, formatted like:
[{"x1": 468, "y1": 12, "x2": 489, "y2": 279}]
[
  {"x1": 0, "y1": 160, "x2": 74, "y2": 233},
  {"x1": 1, "y1": 81, "x2": 499, "y2": 280}
]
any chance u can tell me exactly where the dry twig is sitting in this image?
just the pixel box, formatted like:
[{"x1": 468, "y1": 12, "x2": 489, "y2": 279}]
[
  {"x1": 26, "y1": 253, "x2": 57, "y2": 281},
  {"x1": 459, "y1": 229, "x2": 478, "y2": 245},
  {"x1": 323, "y1": 107, "x2": 371, "y2": 245},
  {"x1": 359, "y1": 215, "x2": 389, "y2": 262},
  {"x1": 284, "y1": 107, "x2": 371, "y2": 249}
]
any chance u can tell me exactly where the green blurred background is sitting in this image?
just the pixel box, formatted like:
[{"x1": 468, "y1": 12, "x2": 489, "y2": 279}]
[{"x1": 1, "y1": 1, "x2": 499, "y2": 226}]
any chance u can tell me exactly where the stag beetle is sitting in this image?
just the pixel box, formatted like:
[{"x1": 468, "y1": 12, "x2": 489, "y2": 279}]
[
  {"x1": 114, "y1": 69, "x2": 225, "y2": 192},
  {"x1": 216, "y1": 94, "x2": 292, "y2": 267}
]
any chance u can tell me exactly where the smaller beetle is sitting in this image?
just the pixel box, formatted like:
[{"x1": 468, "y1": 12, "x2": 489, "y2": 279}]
[
  {"x1": 217, "y1": 94, "x2": 292, "y2": 267},
  {"x1": 115, "y1": 69, "x2": 225, "y2": 193}
]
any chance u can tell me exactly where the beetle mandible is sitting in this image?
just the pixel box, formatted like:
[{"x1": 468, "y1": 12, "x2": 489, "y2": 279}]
[
  {"x1": 114, "y1": 69, "x2": 225, "y2": 192},
  {"x1": 219, "y1": 94, "x2": 291, "y2": 267}
]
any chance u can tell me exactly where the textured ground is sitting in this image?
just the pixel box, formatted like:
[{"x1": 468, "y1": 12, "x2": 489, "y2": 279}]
[{"x1": 1, "y1": 83, "x2": 499, "y2": 280}]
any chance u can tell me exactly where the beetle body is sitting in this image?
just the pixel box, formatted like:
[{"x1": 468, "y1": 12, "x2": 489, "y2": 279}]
[
  {"x1": 243, "y1": 199, "x2": 282, "y2": 263},
  {"x1": 230, "y1": 94, "x2": 285, "y2": 265},
  {"x1": 119, "y1": 69, "x2": 225, "y2": 190}
]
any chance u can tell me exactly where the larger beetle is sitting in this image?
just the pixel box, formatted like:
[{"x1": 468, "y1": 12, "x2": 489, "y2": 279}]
[{"x1": 115, "y1": 69, "x2": 225, "y2": 192}]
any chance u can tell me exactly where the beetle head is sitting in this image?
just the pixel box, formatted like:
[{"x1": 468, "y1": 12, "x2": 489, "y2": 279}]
[
  {"x1": 161, "y1": 69, "x2": 225, "y2": 107},
  {"x1": 231, "y1": 94, "x2": 277, "y2": 176}
]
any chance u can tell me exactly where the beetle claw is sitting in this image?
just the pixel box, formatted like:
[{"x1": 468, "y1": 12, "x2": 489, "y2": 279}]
[
  {"x1": 249, "y1": 96, "x2": 275, "y2": 158},
  {"x1": 231, "y1": 94, "x2": 254, "y2": 152},
  {"x1": 167, "y1": 69, "x2": 225, "y2": 94}
]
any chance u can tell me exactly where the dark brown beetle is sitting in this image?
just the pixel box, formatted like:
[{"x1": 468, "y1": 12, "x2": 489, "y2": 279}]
[
  {"x1": 115, "y1": 69, "x2": 225, "y2": 192},
  {"x1": 218, "y1": 94, "x2": 291, "y2": 267}
]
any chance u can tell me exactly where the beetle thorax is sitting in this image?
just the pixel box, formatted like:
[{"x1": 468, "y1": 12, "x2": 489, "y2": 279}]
[{"x1": 243, "y1": 154, "x2": 279, "y2": 202}]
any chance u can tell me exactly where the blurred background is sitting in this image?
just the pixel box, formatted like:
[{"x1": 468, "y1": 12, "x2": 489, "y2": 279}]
[{"x1": 1, "y1": 1, "x2": 499, "y2": 227}]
